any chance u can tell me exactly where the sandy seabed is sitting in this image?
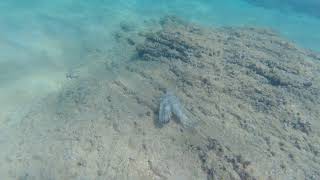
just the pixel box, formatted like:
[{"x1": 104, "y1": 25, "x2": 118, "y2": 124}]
[{"x1": 0, "y1": 16, "x2": 320, "y2": 180}]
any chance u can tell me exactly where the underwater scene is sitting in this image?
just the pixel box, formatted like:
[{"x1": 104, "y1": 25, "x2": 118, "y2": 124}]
[{"x1": 0, "y1": 0, "x2": 320, "y2": 179}]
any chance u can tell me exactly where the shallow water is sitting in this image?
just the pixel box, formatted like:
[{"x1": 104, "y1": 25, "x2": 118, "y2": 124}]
[
  {"x1": 1, "y1": 0, "x2": 320, "y2": 117},
  {"x1": 0, "y1": 0, "x2": 320, "y2": 179}
]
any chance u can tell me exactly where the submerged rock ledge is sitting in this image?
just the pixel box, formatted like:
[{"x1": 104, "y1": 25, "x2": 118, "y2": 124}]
[
  {"x1": 10, "y1": 16, "x2": 320, "y2": 180},
  {"x1": 134, "y1": 16, "x2": 320, "y2": 179}
]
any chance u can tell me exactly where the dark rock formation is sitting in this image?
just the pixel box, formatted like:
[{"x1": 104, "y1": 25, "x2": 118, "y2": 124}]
[{"x1": 134, "y1": 16, "x2": 320, "y2": 179}]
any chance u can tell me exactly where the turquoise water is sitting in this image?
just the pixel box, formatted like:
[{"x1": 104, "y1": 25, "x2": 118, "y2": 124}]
[
  {"x1": 1, "y1": 0, "x2": 319, "y2": 115},
  {"x1": 0, "y1": 0, "x2": 320, "y2": 179}
]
